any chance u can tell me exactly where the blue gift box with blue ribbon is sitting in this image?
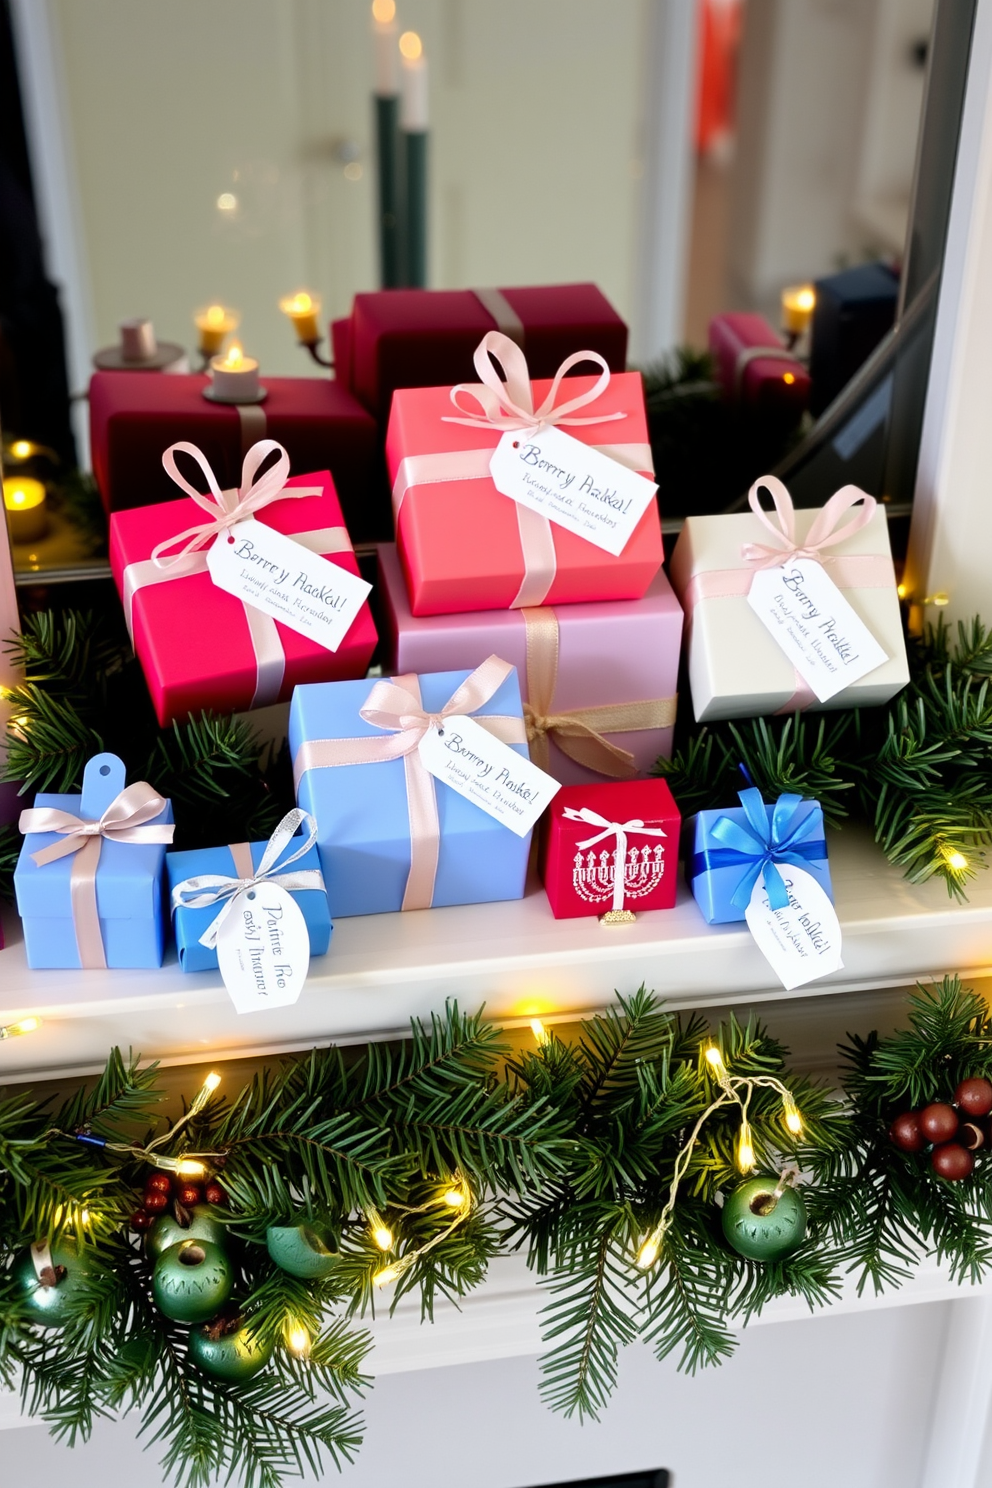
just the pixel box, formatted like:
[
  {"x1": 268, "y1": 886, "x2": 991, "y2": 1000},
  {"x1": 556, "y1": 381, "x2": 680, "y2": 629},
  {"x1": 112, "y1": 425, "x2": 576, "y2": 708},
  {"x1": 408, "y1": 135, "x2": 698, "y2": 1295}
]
[{"x1": 687, "y1": 787, "x2": 832, "y2": 925}]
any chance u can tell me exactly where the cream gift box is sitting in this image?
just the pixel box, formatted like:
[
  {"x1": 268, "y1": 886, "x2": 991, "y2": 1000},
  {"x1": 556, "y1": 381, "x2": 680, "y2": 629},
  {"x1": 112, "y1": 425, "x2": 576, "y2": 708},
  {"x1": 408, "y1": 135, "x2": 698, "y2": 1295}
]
[{"x1": 668, "y1": 477, "x2": 910, "y2": 722}]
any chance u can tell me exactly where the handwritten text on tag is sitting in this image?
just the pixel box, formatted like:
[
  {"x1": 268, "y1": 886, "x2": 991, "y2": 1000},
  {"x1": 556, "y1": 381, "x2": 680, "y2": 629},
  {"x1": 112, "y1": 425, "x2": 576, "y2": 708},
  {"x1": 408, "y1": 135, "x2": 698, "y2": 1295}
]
[
  {"x1": 744, "y1": 866, "x2": 843, "y2": 991},
  {"x1": 215, "y1": 882, "x2": 311, "y2": 1014},
  {"x1": 417, "y1": 713, "x2": 560, "y2": 837}
]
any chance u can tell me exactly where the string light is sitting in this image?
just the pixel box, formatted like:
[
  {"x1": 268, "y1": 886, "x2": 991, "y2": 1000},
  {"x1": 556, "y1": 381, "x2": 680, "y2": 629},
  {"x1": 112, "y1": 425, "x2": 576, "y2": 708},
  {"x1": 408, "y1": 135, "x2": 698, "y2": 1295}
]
[
  {"x1": 530, "y1": 1019, "x2": 548, "y2": 1045},
  {"x1": 150, "y1": 1155, "x2": 209, "y2": 1178},
  {"x1": 188, "y1": 1070, "x2": 222, "y2": 1117},
  {"x1": 783, "y1": 1100, "x2": 803, "y2": 1137},
  {"x1": 704, "y1": 1045, "x2": 726, "y2": 1076},
  {"x1": 442, "y1": 1186, "x2": 468, "y2": 1209},
  {"x1": 946, "y1": 850, "x2": 969, "y2": 872},
  {"x1": 284, "y1": 1321, "x2": 311, "y2": 1358},
  {"x1": 373, "y1": 1264, "x2": 400, "y2": 1288},
  {"x1": 636, "y1": 1236, "x2": 660, "y2": 1270},
  {"x1": 736, "y1": 1120, "x2": 756, "y2": 1174},
  {"x1": 369, "y1": 1213, "x2": 394, "y2": 1251},
  {"x1": 0, "y1": 1016, "x2": 42, "y2": 1040}
]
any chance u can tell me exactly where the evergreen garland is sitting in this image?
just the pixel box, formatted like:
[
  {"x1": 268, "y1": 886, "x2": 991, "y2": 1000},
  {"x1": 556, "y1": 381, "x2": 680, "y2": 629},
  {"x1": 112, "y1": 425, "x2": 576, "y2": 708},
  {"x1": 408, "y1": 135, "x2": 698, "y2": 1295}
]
[{"x1": 1, "y1": 981, "x2": 989, "y2": 1485}]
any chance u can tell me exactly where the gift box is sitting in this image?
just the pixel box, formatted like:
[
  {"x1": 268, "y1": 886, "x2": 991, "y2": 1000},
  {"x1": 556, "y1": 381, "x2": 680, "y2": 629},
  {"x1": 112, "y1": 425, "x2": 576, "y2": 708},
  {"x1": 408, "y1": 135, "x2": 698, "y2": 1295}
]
[
  {"x1": 14, "y1": 752, "x2": 174, "y2": 969},
  {"x1": 542, "y1": 779, "x2": 681, "y2": 920},
  {"x1": 89, "y1": 371, "x2": 382, "y2": 539},
  {"x1": 109, "y1": 443, "x2": 378, "y2": 727},
  {"x1": 377, "y1": 543, "x2": 681, "y2": 784},
  {"x1": 336, "y1": 283, "x2": 628, "y2": 424},
  {"x1": 668, "y1": 475, "x2": 909, "y2": 721},
  {"x1": 167, "y1": 825, "x2": 332, "y2": 973},
  {"x1": 387, "y1": 336, "x2": 662, "y2": 616},
  {"x1": 687, "y1": 789, "x2": 831, "y2": 925},
  {"x1": 708, "y1": 312, "x2": 809, "y2": 417},
  {"x1": 289, "y1": 660, "x2": 532, "y2": 917}
]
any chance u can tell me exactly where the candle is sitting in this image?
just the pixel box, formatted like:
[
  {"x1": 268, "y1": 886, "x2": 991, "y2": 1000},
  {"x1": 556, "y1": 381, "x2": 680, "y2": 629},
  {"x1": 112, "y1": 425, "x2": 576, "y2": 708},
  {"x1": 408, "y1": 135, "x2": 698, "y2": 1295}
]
[
  {"x1": 372, "y1": 0, "x2": 401, "y2": 288},
  {"x1": 120, "y1": 318, "x2": 157, "y2": 362},
  {"x1": 400, "y1": 30, "x2": 428, "y2": 288},
  {"x1": 194, "y1": 304, "x2": 239, "y2": 358},
  {"x1": 3, "y1": 476, "x2": 48, "y2": 543},
  {"x1": 279, "y1": 291, "x2": 321, "y2": 345},
  {"x1": 781, "y1": 285, "x2": 816, "y2": 337},
  {"x1": 400, "y1": 30, "x2": 428, "y2": 130},
  {"x1": 208, "y1": 342, "x2": 261, "y2": 403},
  {"x1": 372, "y1": 0, "x2": 398, "y2": 96}
]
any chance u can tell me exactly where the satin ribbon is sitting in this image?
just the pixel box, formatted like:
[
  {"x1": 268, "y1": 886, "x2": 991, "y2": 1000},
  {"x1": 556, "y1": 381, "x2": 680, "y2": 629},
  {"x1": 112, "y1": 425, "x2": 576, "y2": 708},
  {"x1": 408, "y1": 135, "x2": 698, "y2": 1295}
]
[
  {"x1": 699, "y1": 788, "x2": 824, "y2": 913},
  {"x1": 520, "y1": 606, "x2": 676, "y2": 778},
  {"x1": 392, "y1": 330, "x2": 650, "y2": 610},
  {"x1": 121, "y1": 440, "x2": 351, "y2": 710},
  {"x1": 19, "y1": 782, "x2": 175, "y2": 969},
  {"x1": 292, "y1": 655, "x2": 527, "y2": 911},
  {"x1": 472, "y1": 287, "x2": 526, "y2": 349},
  {"x1": 563, "y1": 805, "x2": 667, "y2": 913},
  {"x1": 170, "y1": 808, "x2": 324, "y2": 950}
]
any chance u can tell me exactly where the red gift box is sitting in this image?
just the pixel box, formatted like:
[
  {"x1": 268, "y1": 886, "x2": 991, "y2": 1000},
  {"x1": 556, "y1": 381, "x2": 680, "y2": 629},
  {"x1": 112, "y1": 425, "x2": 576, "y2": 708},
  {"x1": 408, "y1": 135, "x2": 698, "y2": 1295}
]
[
  {"x1": 543, "y1": 779, "x2": 681, "y2": 920},
  {"x1": 89, "y1": 371, "x2": 383, "y2": 538},
  {"x1": 708, "y1": 312, "x2": 810, "y2": 415},
  {"x1": 386, "y1": 356, "x2": 662, "y2": 617},
  {"x1": 109, "y1": 459, "x2": 377, "y2": 727},
  {"x1": 337, "y1": 284, "x2": 628, "y2": 423}
]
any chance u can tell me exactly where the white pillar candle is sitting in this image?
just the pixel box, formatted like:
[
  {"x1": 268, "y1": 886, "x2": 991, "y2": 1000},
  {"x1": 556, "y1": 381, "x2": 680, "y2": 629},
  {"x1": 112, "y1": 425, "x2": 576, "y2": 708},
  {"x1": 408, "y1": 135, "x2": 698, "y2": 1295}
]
[
  {"x1": 372, "y1": 0, "x2": 399, "y2": 97},
  {"x1": 209, "y1": 342, "x2": 260, "y2": 403},
  {"x1": 400, "y1": 32, "x2": 428, "y2": 130}
]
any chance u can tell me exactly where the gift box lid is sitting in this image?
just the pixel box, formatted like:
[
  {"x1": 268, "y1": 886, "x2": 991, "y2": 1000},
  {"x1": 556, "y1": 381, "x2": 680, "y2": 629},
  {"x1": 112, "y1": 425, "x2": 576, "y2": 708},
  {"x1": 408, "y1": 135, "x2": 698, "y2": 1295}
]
[{"x1": 549, "y1": 777, "x2": 680, "y2": 830}]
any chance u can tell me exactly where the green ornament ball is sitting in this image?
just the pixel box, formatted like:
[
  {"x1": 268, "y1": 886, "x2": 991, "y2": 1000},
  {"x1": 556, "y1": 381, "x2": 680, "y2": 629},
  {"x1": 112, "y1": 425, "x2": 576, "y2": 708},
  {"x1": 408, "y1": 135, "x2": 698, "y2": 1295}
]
[
  {"x1": 146, "y1": 1205, "x2": 227, "y2": 1260},
  {"x1": 152, "y1": 1239, "x2": 234, "y2": 1324},
  {"x1": 721, "y1": 1177, "x2": 808, "y2": 1262},
  {"x1": 266, "y1": 1222, "x2": 339, "y2": 1279},
  {"x1": 13, "y1": 1239, "x2": 95, "y2": 1328},
  {"x1": 188, "y1": 1319, "x2": 273, "y2": 1383}
]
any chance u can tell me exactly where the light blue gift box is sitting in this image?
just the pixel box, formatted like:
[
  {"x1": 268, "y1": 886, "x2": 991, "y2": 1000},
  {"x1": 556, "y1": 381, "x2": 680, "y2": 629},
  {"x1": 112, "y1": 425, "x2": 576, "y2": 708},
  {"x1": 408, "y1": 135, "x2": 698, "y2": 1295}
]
[
  {"x1": 14, "y1": 752, "x2": 173, "y2": 969},
  {"x1": 289, "y1": 666, "x2": 532, "y2": 917},
  {"x1": 687, "y1": 788, "x2": 831, "y2": 926},
  {"x1": 166, "y1": 836, "x2": 332, "y2": 972}
]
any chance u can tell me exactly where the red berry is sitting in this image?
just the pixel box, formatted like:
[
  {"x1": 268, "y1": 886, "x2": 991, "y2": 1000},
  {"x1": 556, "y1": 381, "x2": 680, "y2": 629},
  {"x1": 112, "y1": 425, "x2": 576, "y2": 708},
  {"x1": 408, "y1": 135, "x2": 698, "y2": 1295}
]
[
  {"x1": 146, "y1": 1172, "x2": 172, "y2": 1195},
  {"x1": 176, "y1": 1183, "x2": 202, "y2": 1209},
  {"x1": 919, "y1": 1103, "x2": 959, "y2": 1144},
  {"x1": 204, "y1": 1182, "x2": 225, "y2": 1206},
  {"x1": 960, "y1": 1121, "x2": 986, "y2": 1152},
  {"x1": 889, "y1": 1112, "x2": 925, "y2": 1153},
  {"x1": 955, "y1": 1077, "x2": 992, "y2": 1118},
  {"x1": 131, "y1": 1209, "x2": 153, "y2": 1232},
  {"x1": 932, "y1": 1142, "x2": 974, "y2": 1181},
  {"x1": 144, "y1": 1190, "x2": 168, "y2": 1213}
]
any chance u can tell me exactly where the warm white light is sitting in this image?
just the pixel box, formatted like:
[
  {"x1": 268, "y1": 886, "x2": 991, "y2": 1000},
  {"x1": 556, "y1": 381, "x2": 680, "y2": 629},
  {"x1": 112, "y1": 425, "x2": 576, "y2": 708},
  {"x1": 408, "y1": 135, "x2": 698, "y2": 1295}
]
[
  {"x1": 704, "y1": 1045, "x2": 726, "y2": 1076},
  {"x1": 371, "y1": 1224, "x2": 394, "y2": 1251},
  {"x1": 784, "y1": 1103, "x2": 803, "y2": 1137},
  {"x1": 373, "y1": 1264, "x2": 400, "y2": 1288},
  {"x1": 947, "y1": 851, "x2": 968, "y2": 872},
  {"x1": 221, "y1": 343, "x2": 244, "y2": 370},
  {"x1": 203, "y1": 1072, "x2": 222, "y2": 1093},
  {"x1": 782, "y1": 372, "x2": 796, "y2": 385},
  {"x1": 0, "y1": 1016, "x2": 41, "y2": 1039},
  {"x1": 10, "y1": 440, "x2": 33, "y2": 458},
  {"x1": 530, "y1": 1019, "x2": 548, "y2": 1045},
  {"x1": 217, "y1": 192, "x2": 237, "y2": 212},
  {"x1": 285, "y1": 1323, "x2": 311, "y2": 1358},
  {"x1": 442, "y1": 1187, "x2": 467, "y2": 1209},
  {"x1": 897, "y1": 583, "x2": 908, "y2": 599},
  {"x1": 372, "y1": 0, "x2": 395, "y2": 20},
  {"x1": 737, "y1": 1123, "x2": 756, "y2": 1174},
  {"x1": 399, "y1": 30, "x2": 423, "y2": 60},
  {"x1": 205, "y1": 305, "x2": 227, "y2": 326},
  {"x1": 636, "y1": 1237, "x2": 659, "y2": 1270}
]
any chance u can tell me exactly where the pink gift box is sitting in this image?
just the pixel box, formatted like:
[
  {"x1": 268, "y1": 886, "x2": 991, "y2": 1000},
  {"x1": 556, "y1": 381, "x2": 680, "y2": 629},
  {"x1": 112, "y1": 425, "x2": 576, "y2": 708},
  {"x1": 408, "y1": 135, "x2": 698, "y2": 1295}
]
[
  {"x1": 385, "y1": 370, "x2": 663, "y2": 616},
  {"x1": 377, "y1": 543, "x2": 681, "y2": 786},
  {"x1": 542, "y1": 779, "x2": 681, "y2": 919},
  {"x1": 110, "y1": 469, "x2": 377, "y2": 727}
]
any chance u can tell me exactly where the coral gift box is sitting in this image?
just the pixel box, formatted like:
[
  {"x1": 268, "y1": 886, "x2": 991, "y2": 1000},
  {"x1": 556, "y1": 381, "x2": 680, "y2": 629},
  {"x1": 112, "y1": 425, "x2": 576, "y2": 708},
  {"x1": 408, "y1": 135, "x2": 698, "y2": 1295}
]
[
  {"x1": 542, "y1": 779, "x2": 681, "y2": 920},
  {"x1": 386, "y1": 363, "x2": 662, "y2": 616},
  {"x1": 110, "y1": 465, "x2": 377, "y2": 727}
]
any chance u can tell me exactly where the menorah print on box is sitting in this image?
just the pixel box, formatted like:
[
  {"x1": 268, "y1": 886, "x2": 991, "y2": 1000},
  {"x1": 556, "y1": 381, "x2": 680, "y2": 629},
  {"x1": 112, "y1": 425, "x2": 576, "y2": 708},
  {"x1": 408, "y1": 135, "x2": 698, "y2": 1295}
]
[{"x1": 572, "y1": 839, "x2": 666, "y2": 905}]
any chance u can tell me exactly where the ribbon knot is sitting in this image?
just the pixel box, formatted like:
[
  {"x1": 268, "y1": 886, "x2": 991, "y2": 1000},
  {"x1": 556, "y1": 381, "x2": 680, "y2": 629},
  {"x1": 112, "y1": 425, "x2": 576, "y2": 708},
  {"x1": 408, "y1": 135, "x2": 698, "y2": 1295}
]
[
  {"x1": 442, "y1": 330, "x2": 628, "y2": 437},
  {"x1": 742, "y1": 474, "x2": 876, "y2": 572},
  {"x1": 563, "y1": 805, "x2": 667, "y2": 913},
  {"x1": 707, "y1": 787, "x2": 823, "y2": 912}
]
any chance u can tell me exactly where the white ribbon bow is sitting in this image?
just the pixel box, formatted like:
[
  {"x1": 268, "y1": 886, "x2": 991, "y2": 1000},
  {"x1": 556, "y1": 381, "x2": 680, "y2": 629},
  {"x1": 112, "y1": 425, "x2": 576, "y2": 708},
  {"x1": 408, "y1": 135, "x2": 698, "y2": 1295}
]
[
  {"x1": 170, "y1": 809, "x2": 324, "y2": 950},
  {"x1": 563, "y1": 805, "x2": 667, "y2": 913}
]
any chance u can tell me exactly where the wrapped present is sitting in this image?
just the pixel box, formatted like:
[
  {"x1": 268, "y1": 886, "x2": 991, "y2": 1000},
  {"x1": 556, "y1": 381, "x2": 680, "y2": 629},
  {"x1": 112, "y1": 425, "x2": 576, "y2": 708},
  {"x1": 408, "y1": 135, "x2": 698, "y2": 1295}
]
[
  {"x1": 335, "y1": 283, "x2": 628, "y2": 423},
  {"x1": 387, "y1": 331, "x2": 662, "y2": 616},
  {"x1": 668, "y1": 475, "x2": 909, "y2": 721},
  {"x1": 377, "y1": 542, "x2": 681, "y2": 784},
  {"x1": 708, "y1": 312, "x2": 809, "y2": 416},
  {"x1": 542, "y1": 779, "x2": 681, "y2": 920},
  {"x1": 167, "y1": 809, "x2": 331, "y2": 973},
  {"x1": 89, "y1": 370, "x2": 383, "y2": 539},
  {"x1": 687, "y1": 788, "x2": 831, "y2": 925},
  {"x1": 289, "y1": 658, "x2": 533, "y2": 917},
  {"x1": 109, "y1": 440, "x2": 377, "y2": 727},
  {"x1": 15, "y1": 752, "x2": 174, "y2": 969}
]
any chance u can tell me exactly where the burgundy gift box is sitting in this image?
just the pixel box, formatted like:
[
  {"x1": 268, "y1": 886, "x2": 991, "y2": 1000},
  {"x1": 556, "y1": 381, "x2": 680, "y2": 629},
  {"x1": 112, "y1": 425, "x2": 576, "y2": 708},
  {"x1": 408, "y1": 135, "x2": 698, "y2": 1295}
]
[
  {"x1": 89, "y1": 371, "x2": 381, "y2": 538},
  {"x1": 542, "y1": 779, "x2": 681, "y2": 920},
  {"x1": 334, "y1": 284, "x2": 628, "y2": 423},
  {"x1": 708, "y1": 312, "x2": 809, "y2": 416}
]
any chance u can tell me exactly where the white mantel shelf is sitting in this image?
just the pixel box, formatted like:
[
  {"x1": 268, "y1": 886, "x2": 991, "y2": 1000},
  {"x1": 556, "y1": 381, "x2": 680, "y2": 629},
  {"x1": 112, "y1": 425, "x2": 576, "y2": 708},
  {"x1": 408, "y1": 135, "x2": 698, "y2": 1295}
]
[{"x1": 2, "y1": 825, "x2": 992, "y2": 1082}]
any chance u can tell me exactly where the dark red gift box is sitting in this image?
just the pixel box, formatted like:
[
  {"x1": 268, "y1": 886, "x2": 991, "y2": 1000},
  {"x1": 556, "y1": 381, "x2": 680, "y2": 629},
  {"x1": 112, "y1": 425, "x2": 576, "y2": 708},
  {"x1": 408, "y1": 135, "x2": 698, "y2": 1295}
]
[
  {"x1": 89, "y1": 371, "x2": 379, "y2": 537},
  {"x1": 542, "y1": 779, "x2": 681, "y2": 920},
  {"x1": 333, "y1": 283, "x2": 628, "y2": 424}
]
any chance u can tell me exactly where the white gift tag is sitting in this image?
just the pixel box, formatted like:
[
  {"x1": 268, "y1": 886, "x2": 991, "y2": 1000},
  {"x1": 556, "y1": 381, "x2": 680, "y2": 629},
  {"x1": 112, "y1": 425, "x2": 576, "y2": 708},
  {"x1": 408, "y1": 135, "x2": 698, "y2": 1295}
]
[
  {"x1": 746, "y1": 560, "x2": 888, "y2": 703},
  {"x1": 744, "y1": 866, "x2": 843, "y2": 991},
  {"x1": 215, "y1": 883, "x2": 310, "y2": 1014},
  {"x1": 417, "y1": 713, "x2": 560, "y2": 837},
  {"x1": 488, "y1": 426, "x2": 657, "y2": 557},
  {"x1": 206, "y1": 518, "x2": 371, "y2": 653}
]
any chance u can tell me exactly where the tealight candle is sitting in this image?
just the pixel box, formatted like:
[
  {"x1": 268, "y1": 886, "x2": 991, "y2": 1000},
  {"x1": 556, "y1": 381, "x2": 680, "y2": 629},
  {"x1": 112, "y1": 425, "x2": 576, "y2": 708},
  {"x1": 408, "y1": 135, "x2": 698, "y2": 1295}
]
[
  {"x1": 279, "y1": 291, "x2": 321, "y2": 345},
  {"x1": 781, "y1": 285, "x2": 816, "y2": 337},
  {"x1": 208, "y1": 342, "x2": 261, "y2": 403},
  {"x1": 3, "y1": 476, "x2": 48, "y2": 543},
  {"x1": 194, "y1": 304, "x2": 239, "y2": 358}
]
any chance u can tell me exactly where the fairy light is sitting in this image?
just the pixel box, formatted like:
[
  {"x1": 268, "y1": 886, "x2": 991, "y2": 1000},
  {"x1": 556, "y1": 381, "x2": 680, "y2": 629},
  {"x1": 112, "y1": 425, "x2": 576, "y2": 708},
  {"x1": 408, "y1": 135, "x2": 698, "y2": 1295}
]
[
  {"x1": 188, "y1": 1070, "x2": 222, "y2": 1116},
  {"x1": 284, "y1": 1321, "x2": 311, "y2": 1359},
  {"x1": 373, "y1": 1264, "x2": 401, "y2": 1288},
  {"x1": 530, "y1": 1019, "x2": 548, "y2": 1045},
  {"x1": 636, "y1": 1236, "x2": 660, "y2": 1270},
  {"x1": 704, "y1": 1045, "x2": 726, "y2": 1076},
  {"x1": 783, "y1": 1100, "x2": 803, "y2": 1137},
  {"x1": 946, "y1": 851, "x2": 969, "y2": 872},
  {"x1": 736, "y1": 1120, "x2": 756, "y2": 1174},
  {"x1": 369, "y1": 1213, "x2": 394, "y2": 1251},
  {"x1": 442, "y1": 1186, "x2": 468, "y2": 1209},
  {"x1": 0, "y1": 1016, "x2": 42, "y2": 1039}
]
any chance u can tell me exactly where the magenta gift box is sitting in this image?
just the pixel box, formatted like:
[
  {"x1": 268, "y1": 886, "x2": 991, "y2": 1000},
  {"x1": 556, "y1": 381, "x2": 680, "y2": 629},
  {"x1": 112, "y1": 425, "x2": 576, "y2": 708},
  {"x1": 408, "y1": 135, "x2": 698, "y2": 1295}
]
[{"x1": 377, "y1": 543, "x2": 682, "y2": 786}]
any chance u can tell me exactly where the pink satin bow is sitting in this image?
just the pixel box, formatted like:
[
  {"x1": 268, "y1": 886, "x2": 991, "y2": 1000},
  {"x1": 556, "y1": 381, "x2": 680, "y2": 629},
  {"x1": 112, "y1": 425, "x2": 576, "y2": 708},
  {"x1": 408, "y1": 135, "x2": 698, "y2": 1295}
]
[
  {"x1": 442, "y1": 330, "x2": 628, "y2": 436},
  {"x1": 742, "y1": 474, "x2": 877, "y2": 571},
  {"x1": 19, "y1": 782, "x2": 175, "y2": 968}
]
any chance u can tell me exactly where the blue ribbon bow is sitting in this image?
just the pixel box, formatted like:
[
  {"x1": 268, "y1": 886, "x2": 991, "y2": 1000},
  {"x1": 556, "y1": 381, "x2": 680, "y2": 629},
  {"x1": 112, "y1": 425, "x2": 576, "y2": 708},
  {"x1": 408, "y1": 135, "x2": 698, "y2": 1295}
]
[{"x1": 700, "y1": 787, "x2": 824, "y2": 912}]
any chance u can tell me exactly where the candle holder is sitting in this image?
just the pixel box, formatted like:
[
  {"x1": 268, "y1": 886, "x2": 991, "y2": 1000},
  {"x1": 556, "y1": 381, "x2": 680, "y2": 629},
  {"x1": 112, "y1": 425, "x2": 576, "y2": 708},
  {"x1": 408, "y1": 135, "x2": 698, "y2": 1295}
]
[
  {"x1": 279, "y1": 292, "x2": 334, "y2": 368},
  {"x1": 194, "y1": 305, "x2": 240, "y2": 371},
  {"x1": 93, "y1": 318, "x2": 186, "y2": 373}
]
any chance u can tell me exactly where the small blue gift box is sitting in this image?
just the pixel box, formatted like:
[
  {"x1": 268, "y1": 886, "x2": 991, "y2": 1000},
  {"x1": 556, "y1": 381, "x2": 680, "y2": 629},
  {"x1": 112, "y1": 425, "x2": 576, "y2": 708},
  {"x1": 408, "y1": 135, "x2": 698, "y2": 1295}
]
[
  {"x1": 167, "y1": 833, "x2": 332, "y2": 972},
  {"x1": 687, "y1": 787, "x2": 832, "y2": 925},
  {"x1": 15, "y1": 753, "x2": 174, "y2": 969},
  {"x1": 289, "y1": 664, "x2": 532, "y2": 917}
]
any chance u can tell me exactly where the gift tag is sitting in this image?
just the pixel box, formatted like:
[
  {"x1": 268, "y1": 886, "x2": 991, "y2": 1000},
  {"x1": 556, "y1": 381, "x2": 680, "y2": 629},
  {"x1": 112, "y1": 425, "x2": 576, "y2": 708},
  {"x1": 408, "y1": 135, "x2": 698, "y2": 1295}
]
[
  {"x1": 215, "y1": 883, "x2": 310, "y2": 1014},
  {"x1": 489, "y1": 426, "x2": 657, "y2": 558},
  {"x1": 417, "y1": 713, "x2": 560, "y2": 837},
  {"x1": 206, "y1": 518, "x2": 371, "y2": 653},
  {"x1": 744, "y1": 866, "x2": 843, "y2": 991},
  {"x1": 746, "y1": 559, "x2": 888, "y2": 702}
]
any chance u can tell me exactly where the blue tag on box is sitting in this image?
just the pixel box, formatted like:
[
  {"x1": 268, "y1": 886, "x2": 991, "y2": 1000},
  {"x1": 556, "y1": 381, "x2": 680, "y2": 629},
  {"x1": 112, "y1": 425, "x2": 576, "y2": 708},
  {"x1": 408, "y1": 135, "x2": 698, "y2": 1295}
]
[
  {"x1": 289, "y1": 665, "x2": 532, "y2": 917},
  {"x1": 166, "y1": 837, "x2": 332, "y2": 973},
  {"x1": 687, "y1": 791, "x2": 831, "y2": 926}
]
